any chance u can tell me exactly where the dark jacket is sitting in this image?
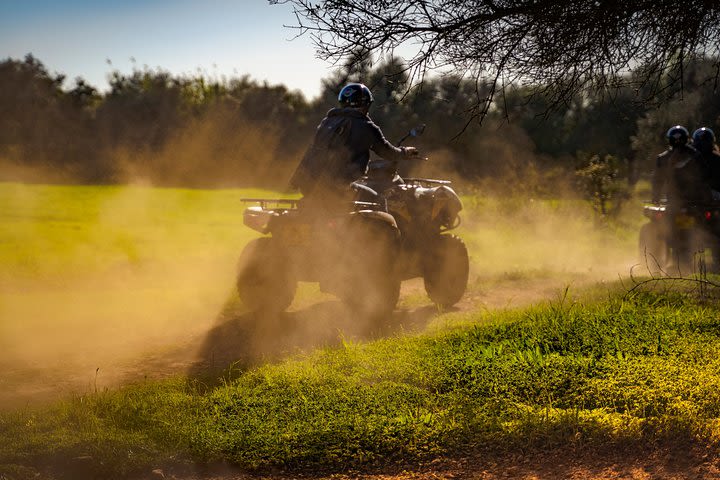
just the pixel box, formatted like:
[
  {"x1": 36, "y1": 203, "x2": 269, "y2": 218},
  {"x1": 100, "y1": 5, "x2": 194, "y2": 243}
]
[
  {"x1": 651, "y1": 144, "x2": 711, "y2": 206},
  {"x1": 697, "y1": 148, "x2": 720, "y2": 194},
  {"x1": 290, "y1": 108, "x2": 406, "y2": 195}
]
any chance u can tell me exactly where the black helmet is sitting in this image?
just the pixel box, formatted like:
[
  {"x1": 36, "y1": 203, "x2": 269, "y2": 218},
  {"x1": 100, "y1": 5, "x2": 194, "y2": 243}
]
[
  {"x1": 692, "y1": 127, "x2": 716, "y2": 153},
  {"x1": 666, "y1": 125, "x2": 689, "y2": 147},
  {"x1": 338, "y1": 83, "x2": 373, "y2": 108}
]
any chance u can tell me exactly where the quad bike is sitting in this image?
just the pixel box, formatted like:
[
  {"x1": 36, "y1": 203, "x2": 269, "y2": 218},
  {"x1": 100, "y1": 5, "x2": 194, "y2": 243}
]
[
  {"x1": 237, "y1": 124, "x2": 468, "y2": 316},
  {"x1": 638, "y1": 201, "x2": 720, "y2": 274},
  {"x1": 354, "y1": 125, "x2": 470, "y2": 307},
  {"x1": 236, "y1": 192, "x2": 402, "y2": 317}
]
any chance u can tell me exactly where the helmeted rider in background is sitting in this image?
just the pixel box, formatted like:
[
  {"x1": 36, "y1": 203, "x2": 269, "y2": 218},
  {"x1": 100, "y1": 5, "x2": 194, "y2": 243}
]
[
  {"x1": 692, "y1": 127, "x2": 720, "y2": 196},
  {"x1": 289, "y1": 83, "x2": 418, "y2": 207},
  {"x1": 651, "y1": 125, "x2": 711, "y2": 208}
]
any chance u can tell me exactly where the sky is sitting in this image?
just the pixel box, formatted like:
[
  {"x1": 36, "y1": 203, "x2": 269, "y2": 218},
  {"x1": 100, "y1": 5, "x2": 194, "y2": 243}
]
[{"x1": 0, "y1": 0, "x2": 335, "y2": 100}]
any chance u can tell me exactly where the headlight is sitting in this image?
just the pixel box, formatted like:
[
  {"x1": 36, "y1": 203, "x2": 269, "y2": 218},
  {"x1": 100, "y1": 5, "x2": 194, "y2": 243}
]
[
  {"x1": 243, "y1": 206, "x2": 274, "y2": 233},
  {"x1": 431, "y1": 186, "x2": 463, "y2": 227}
]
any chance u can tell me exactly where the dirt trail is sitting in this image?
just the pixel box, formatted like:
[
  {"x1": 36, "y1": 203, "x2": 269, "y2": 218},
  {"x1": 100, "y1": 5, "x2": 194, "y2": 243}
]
[
  {"x1": 7, "y1": 270, "x2": 720, "y2": 479},
  {"x1": 0, "y1": 272, "x2": 582, "y2": 411},
  {"x1": 156, "y1": 445, "x2": 720, "y2": 480}
]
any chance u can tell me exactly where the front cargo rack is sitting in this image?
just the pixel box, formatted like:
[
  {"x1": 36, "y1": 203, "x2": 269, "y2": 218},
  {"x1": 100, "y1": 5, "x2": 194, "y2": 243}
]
[{"x1": 240, "y1": 198, "x2": 300, "y2": 209}]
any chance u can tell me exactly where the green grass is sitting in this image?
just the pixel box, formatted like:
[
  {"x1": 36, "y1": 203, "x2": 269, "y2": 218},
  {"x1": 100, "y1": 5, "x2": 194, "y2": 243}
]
[
  {"x1": 6, "y1": 182, "x2": 708, "y2": 479},
  {"x1": 3, "y1": 286, "x2": 720, "y2": 478},
  {"x1": 0, "y1": 181, "x2": 638, "y2": 285},
  {"x1": 0, "y1": 182, "x2": 282, "y2": 283}
]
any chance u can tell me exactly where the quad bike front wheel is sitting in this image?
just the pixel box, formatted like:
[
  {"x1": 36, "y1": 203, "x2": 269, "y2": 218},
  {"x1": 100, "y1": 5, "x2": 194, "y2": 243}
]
[
  {"x1": 423, "y1": 234, "x2": 469, "y2": 308},
  {"x1": 339, "y1": 220, "x2": 401, "y2": 322},
  {"x1": 670, "y1": 226, "x2": 709, "y2": 276},
  {"x1": 638, "y1": 222, "x2": 668, "y2": 274},
  {"x1": 236, "y1": 237, "x2": 296, "y2": 313}
]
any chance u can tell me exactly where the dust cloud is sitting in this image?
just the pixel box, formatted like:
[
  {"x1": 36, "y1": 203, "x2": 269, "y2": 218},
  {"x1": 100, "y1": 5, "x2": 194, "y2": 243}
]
[
  {"x1": 109, "y1": 108, "x2": 299, "y2": 189},
  {"x1": 0, "y1": 126, "x2": 643, "y2": 410},
  {"x1": 462, "y1": 195, "x2": 637, "y2": 278},
  {"x1": 408, "y1": 140, "x2": 639, "y2": 283},
  {"x1": 0, "y1": 223, "x2": 240, "y2": 410},
  {"x1": 0, "y1": 117, "x2": 298, "y2": 409}
]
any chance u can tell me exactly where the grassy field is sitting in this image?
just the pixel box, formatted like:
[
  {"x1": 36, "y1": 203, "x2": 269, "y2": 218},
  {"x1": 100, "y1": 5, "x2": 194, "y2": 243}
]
[
  {"x1": 0, "y1": 182, "x2": 272, "y2": 283},
  {"x1": 0, "y1": 183, "x2": 288, "y2": 408},
  {"x1": 3, "y1": 285, "x2": 720, "y2": 479},
  {"x1": 4, "y1": 182, "x2": 711, "y2": 479}
]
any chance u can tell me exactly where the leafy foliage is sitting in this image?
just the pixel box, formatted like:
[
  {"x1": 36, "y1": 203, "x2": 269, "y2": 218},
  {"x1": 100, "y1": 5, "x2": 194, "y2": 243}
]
[
  {"x1": 575, "y1": 153, "x2": 631, "y2": 217},
  {"x1": 282, "y1": 0, "x2": 720, "y2": 123},
  {"x1": 2, "y1": 53, "x2": 720, "y2": 211}
]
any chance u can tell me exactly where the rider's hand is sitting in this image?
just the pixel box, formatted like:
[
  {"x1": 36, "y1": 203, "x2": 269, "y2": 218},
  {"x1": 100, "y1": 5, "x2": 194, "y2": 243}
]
[{"x1": 402, "y1": 146, "x2": 419, "y2": 157}]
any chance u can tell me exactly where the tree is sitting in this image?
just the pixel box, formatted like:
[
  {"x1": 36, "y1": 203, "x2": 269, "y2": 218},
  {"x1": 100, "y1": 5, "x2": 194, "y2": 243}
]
[
  {"x1": 0, "y1": 56, "x2": 74, "y2": 165},
  {"x1": 576, "y1": 152, "x2": 630, "y2": 218},
  {"x1": 629, "y1": 58, "x2": 720, "y2": 178},
  {"x1": 278, "y1": 0, "x2": 720, "y2": 124}
]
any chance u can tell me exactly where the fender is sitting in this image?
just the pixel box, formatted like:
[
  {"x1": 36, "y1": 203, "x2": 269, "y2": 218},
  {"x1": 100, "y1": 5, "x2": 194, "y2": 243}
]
[{"x1": 350, "y1": 209, "x2": 400, "y2": 236}]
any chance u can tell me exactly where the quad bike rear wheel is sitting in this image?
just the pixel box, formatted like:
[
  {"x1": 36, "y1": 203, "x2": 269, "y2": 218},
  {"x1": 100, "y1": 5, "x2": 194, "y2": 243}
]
[
  {"x1": 236, "y1": 237, "x2": 296, "y2": 313},
  {"x1": 423, "y1": 234, "x2": 469, "y2": 308}
]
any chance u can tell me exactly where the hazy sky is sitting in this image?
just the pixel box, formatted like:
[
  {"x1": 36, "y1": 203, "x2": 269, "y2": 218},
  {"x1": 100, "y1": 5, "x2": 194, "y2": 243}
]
[{"x1": 0, "y1": 0, "x2": 335, "y2": 100}]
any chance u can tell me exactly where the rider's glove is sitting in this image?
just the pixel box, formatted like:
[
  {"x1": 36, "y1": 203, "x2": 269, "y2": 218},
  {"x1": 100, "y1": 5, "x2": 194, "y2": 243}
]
[{"x1": 402, "y1": 146, "x2": 419, "y2": 157}]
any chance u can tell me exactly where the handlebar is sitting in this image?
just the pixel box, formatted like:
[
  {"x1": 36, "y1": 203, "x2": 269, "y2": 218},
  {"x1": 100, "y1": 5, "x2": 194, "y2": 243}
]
[{"x1": 398, "y1": 123, "x2": 426, "y2": 146}]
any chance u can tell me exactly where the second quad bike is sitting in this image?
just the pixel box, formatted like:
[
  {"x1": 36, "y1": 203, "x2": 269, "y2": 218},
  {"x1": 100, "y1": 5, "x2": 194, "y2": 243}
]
[{"x1": 638, "y1": 201, "x2": 720, "y2": 274}]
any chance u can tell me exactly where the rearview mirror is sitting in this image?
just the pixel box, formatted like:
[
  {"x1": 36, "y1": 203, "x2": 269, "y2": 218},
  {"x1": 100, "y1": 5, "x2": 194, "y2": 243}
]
[{"x1": 409, "y1": 124, "x2": 426, "y2": 138}]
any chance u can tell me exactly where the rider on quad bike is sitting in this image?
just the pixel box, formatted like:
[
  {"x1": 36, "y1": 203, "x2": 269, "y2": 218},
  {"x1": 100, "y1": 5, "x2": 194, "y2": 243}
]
[
  {"x1": 641, "y1": 125, "x2": 717, "y2": 273},
  {"x1": 236, "y1": 84, "x2": 421, "y2": 319},
  {"x1": 651, "y1": 125, "x2": 707, "y2": 208},
  {"x1": 288, "y1": 82, "x2": 419, "y2": 209},
  {"x1": 236, "y1": 85, "x2": 469, "y2": 318}
]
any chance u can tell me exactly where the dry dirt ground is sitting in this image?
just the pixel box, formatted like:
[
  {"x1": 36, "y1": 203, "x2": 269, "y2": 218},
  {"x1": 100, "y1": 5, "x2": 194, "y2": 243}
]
[
  {"x1": 132, "y1": 274, "x2": 581, "y2": 385},
  {"x1": 145, "y1": 445, "x2": 720, "y2": 480},
  {"x1": 0, "y1": 273, "x2": 569, "y2": 409},
  {"x1": 6, "y1": 275, "x2": 720, "y2": 479}
]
